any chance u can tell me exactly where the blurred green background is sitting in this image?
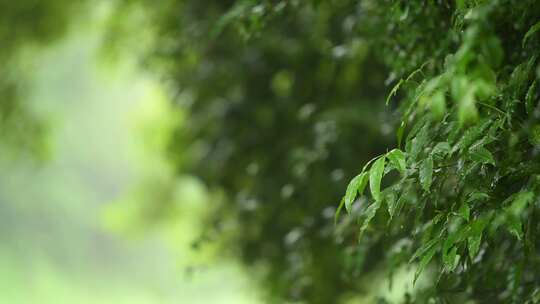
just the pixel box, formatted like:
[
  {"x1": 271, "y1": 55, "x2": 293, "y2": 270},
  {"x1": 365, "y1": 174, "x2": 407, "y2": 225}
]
[{"x1": 0, "y1": 8, "x2": 261, "y2": 304}]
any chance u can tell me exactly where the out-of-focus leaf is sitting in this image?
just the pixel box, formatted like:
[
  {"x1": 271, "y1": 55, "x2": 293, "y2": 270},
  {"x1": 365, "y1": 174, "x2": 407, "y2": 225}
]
[
  {"x1": 443, "y1": 246, "x2": 459, "y2": 272},
  {"x1": 414, "y1": 242, "x2": 438, "y2": 285},
  {"x1": 458, "y1": 203, "x2": 470, "y2": 221},
  {"x1": 431, "y1": 142, "x2": 451, "y2": 157},
  {"x1": 523, "y1": 20, "x2": 540, "y2": 46},
  {"x1": 526, "y1": 80, "x2": 537, "y2": 115},
  {"x1": 469, "y1": 146, "x2": 495, "y2": 165},
  {"x1": 430, "y1": 90, "x2": 446, "y2": 119},
  {"x1": 359, "y1": 200, "x2": 382, "y2": 238},
  {"x1": 468, "y1": 217, "x2": 489, "y2": 259},
  {"x1": 410, "y1": 238, "x2": 439, "y2": 263},
  {"x1": 420, "y1": 155, "x2": 433, "y2": 192},
  {"x1": 334, "y1": 197, "x2": 345, "y2": 224},
  {"x1": 387, "y1": 191, "x2": 404, "y2": 220}
]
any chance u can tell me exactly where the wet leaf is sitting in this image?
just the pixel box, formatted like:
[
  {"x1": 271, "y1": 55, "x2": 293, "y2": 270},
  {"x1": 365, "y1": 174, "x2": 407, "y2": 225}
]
[
  {"x1": 420, "y1": 155, "x2": 433, "y2": 192},
  {"x1": 344, "y1": 172, "x2": 368, "y2": 213},
  {"x1": 370, "y1": 156, "x2": 386, "y2": 201},
  {"x1": 387, "y1": 148, "x2": 407, "y2": 174}
]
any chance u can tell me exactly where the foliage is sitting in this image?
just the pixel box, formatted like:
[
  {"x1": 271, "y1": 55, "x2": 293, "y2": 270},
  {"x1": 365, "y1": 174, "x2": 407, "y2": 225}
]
[
  {"x1": 3, "y1": 0, "x2": 540, "y2": 303},
  {"x1": 339, "y1": 0, "x2": 540, "y2": 303},
  {"x1": 108, "y1": 0, "x2": 396, "y2": 302},
  {"x1": 107, "y1": 0, "x2": 540, "y2": 303}
]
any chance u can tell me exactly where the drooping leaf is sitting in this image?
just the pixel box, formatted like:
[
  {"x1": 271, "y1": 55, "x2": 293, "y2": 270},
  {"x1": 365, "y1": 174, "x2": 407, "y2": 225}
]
[
  {"x1": 359, "y1": 200, "x2": 382, "y2": 238},
  {"x1": 468, "y1": 217, "x2": 489, "y2": 259},
  {"x1": 414, "y1": 242, "x2": 438, "y2": 285},
  {"x1": 429, "y1": 90, "x2": 446, "y2": 119},
  {"x1": 409, "y1": 124, "x2": 430, "y2": 163},
  {"x1": 369, "y1": 156, "x2": 386, "y2": 201},
  {"x1": 468, "y1": 192, "x2": 490, "y2": 203},
  {"x1": 386, "y1": 148, "x2": 407, "y2": 174},
  {"x1": 469, "y1": 146, "x2": 495, "y2": 165},
  {"x1": 410, "y1": 237, "x2": 440, "y2": 263},
  {"x1": 344, "y1": 172, "x2": 369, "y2": 213},
  {"x1": 442, "y1": 246, "x2": 460, "y2": 272},
  {"x1": 420, "y1": 155, "x2": 433, "y2": 192},
  {"x1": 334, "y1": 197, "x2": 345, "y2": 224},
  {"x1": 387, "y1": 191, "x2": 405, "y2": 221},
  {"x1": 503, "y1": 192, "x2": 534, "y2": 240},
  {"x1": 431, "y1": 142, "x2": 451, "y2": 157},
  {"x1": 523, "y1": 20, "x2": 540, "y2": 47},
  {"x1": 386, "y1": 78, "x2": 404, "y2": 105},
  {"x1": 506, "y1": 216, "x2": 524, "y2": 240},
  {"x1": 525, "y1": 79, "x2": 538, "y2": 115},
  {"x1": 458, "y1": 203, "x2": 470, "y2": 221},
  {"x1": 454, "y1": 119, "x2": 492, "y2": 153}
]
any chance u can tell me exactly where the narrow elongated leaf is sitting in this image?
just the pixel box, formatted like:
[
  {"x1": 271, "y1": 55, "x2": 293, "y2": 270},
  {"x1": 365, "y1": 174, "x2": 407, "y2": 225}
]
[
  {"x1": 386, "y1": 78, "x2": 404, "y2": 105},
  {"x1": 468, "y1": 217, "x2": 489, "y2": 259},
  {"x1": 506, "y1": 216, "x2": 523, "y2": 240},
  {"x1": 410, "y1": 238, "x2": 439, "y2": 263},
  {"x1": 369, "y1": 156, "x2": 386, "y2": 201},
  {"x1": 359, "y1": 200, "x2": 382, "y2": 238},
  {"x1": 420, "y1": 156, "x2": 433, "y2": 192},
  {"x1": 387, "y1": 148, "x2": 406, "y2": 174},
  {"x1": 410, "y1": 124, "x2": 430, "y2": 162},
  {"x1": 334, "y1": 197, "x2": 345, "y2": 224},
  {"x1": 458, "y1": 203, "x2": 470, "y2": 221},
  {"x1": 443, "y1": 246, "x2": 459, "y2": 272},
  {"x1": 523, "y1": 20, "x2": 540, "y2": 46},
  {"x1": 387, "y1": 192, "x2": 404, "y2": 221},
  {"x1": 467, "y1": 192, "x2": 490, "y2": 203},
  {"x1": 344, "y1": 172, "x2": 369, "y2": 212},
  {"x1": 526, "y1": 80, "x2": 538, "y2": 115},
  {"x1": 414, "y1": 243, "x2": 438, "y2": 285},
  {"x1": 455, "y1": 119, "x2": 491, "y2": 153},
  {"x1": 504, "y1": 192, "x2": 534, "y2": 240}
]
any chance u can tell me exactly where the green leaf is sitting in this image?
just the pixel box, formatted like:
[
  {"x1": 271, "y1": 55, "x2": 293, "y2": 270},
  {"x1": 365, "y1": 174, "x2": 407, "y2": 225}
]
[
  {"x1": 506, "y1": 216, "x2": 523, "y2": 240},
  {"x1": 410, "y1": 124, "x2": 430, "y2": 163},
  {"x1": 410, "y1": 237, "x2": 439, "y2": 263},
  {"x1": 387, "y1": 192, "x2": 405, "y2": 221},
  {"x1": 369, "y1": 156, "x2": 386, "y2": 201},
  {"x1": 455, "y1": 119, "x2": 492, "y2": 153},
  {"x1": 523, "y1": 20, "x2": 540, "y2": 47},
  {"x1": 414, "y1": 242, "x2": 438, "y2": 285},
  {"x1": 458, "y1": 203, "x2": 470, "y2": 221},
  {"x1": 344, "y1": 172, "x2": 369, "y2": 213},
  {"x1": 334, "y1": 197, "x2": 345, "y2": 224},
  {"x1": 507, "y1": 191, "x2": 534, "y2": 217},
  {"x1": 386, "y1": 148, "x2": 407, "y2": 174},
  {"x1": 420, "y1": 155, "x2": 433, "y2": 192},
  {"x1": 443, "y1": 246, "x2": 460, "y2": 272},
  {"x1": 526, "y1": 80, "x2": 538, "y2": 116},
  {"x1": 469, "y1": 147, "x2": 495, "y2": 166},
  {"x1": 503, "y1": 192, "x2": 533, "y2": 240},
  {"x1": 359, "y1": 200, "x2": 382, "y2": 238},
  {"x1": 386, "y1": 78, "x2": 404, "y2": 105},
  {"x1": 431, "y1": 142, "x2": 451, "y2": 157},
  {"x1": 468, "y1": 217, "x2": 489, "y2": 259},
  {"x1": 467, "y1": 192, "x2": 490, "y2": 203},
  {"x1": 429, "y1": 90, "x2": 446, "y2": 119},
  {"x1": 458, "y1": 87, "x2": 478, "y2": 126},
  {"x1": 397, "y1": 121, "x2": 406, "y2": 149}
]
